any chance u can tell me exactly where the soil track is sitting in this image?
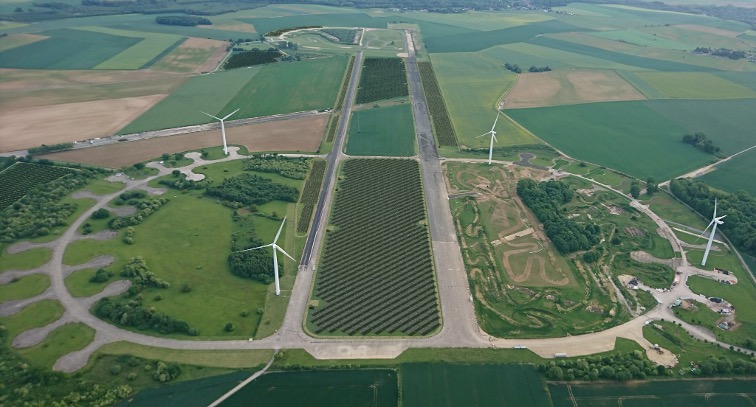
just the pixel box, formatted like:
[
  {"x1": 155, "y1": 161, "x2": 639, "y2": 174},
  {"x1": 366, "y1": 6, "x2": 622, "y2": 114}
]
[{"x1": 41, "y1": 115, "x2": 328, "y2": 167}]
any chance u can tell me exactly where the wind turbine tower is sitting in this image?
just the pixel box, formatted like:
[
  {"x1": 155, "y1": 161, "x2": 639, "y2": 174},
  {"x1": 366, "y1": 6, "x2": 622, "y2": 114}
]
[
  {"x1": 201, "y1": 108, "x2": 239, "y2": 155},
  {"x1": 700, "y1": 199, "x2": 726, "y2": 266},
  {"x1": 477, "y1": 112, "x2": 501, "y2": 165},
  {"x1": 236, "y1": 217, "x2": 294, "y2": 296}
]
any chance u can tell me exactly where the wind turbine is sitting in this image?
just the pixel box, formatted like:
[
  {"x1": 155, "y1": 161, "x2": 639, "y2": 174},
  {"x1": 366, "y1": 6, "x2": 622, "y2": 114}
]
[
  {"x1": 700, "y1": 199, "x2": 726, "y2": 266},
  {"x1": 477, "y1": 112, "x2": 501, "y2": 165},
  {"x1": 236, "y1": 217, "x2": 294, "y2": 296},
  {"x1": 201, "y1": 108, "x2": 239, "y2": 155}
]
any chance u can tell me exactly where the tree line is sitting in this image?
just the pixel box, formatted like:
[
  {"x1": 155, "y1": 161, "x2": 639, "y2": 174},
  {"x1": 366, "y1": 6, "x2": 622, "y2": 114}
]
[
  {"x1": 694, "y1": 47, "x2": 748, "y2": 60},
  {"x1": 155, "y1": 15, "x2": 211, "y2": 26},
  {"x1": 670, "y1": 178, "x2": 756, "y2": 258},
  {"x1": 517, "y1": 179, "x2": 601, "y2": 254},
  {"x1": 682, "y1": 132, "x2": 722, "y2": 156},
  {"x1": 205, "y1": 173, "x2": 299, "y2": 206}
]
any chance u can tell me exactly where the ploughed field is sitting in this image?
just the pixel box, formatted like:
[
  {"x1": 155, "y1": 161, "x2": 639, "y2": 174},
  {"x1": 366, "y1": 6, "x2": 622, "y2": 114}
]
[{"x1": 308, "y1": 159, "x2": 440, "y2": 336}]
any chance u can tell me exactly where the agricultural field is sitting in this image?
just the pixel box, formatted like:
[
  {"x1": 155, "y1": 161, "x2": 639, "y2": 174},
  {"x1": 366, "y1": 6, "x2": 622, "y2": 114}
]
[
  {"x1": 503, "y1": 70, "x2": 646, "y2": 109},
  {"x1": 401, "y1": 363, "x2": 551, "y2": 407},
  {"x1": 549, "y1": 379, "x2": 756, "y2": 407},
  {"x1": 121, "y1": 56, "x2": 347, "y2": 134},
  {"x1": 45, "y1": 114, "x2": 328, "y2": 168},
  {"x1": 417, "y1": 61, "x2": 457, "y2": 147},
  {"x1": 0, "y1": 33, "x2": 46, "y2": 52},
  {"x1": 587, "y1": 29, "x2": 694, "y2": 50},
  {"x1": 0, "y1": 28, "x2": 140, "y2": 69},
  {"x1": 361, "y1": 28, "x2": 403, "y2": 49},
  {"x1": 482, "y1": 42, "x2": 645, "y2": 71},
  {"x1": 219, "y1": 369, "x2": 398, "y2": 407},
  {"x1": 307, "y1": 159, "x2": 440, "y2": 336},
  {"x1": 346, "y1": 104, "x2": 416, "y2": 156},
  {"x1": 447, "y1": 162, "x2": 674, "y2": 338},
  {"x1": 0, "y1": 162, "x2": 76, "y2": 209},
  {"x1": 619, "y1": 71, "x2": 756, "y2": 99},
  {"x1": 431, "y1": 52, "x2": 542, "y2": 150},
  {"x1": 319, "y1": 28, "x2": 358, "y2": 43},
  {"x1": 74, "y1": 27, "x2": 185, "y2": 70},
  {"x1": 355, "y1": 57, "x2": 409, "y2": 104},
  {"x1": 244, "y1": 13, "x2": 389, "y2": 37},
  {"x1": 700, "y1": 149, "x2": 756, "y2": 195},
  {"x1": 147, "y1": 37, "x2": 227, "y2": 73},
  {"x1": 506, "y1": 101, "x2": 713, "y2": 180}
]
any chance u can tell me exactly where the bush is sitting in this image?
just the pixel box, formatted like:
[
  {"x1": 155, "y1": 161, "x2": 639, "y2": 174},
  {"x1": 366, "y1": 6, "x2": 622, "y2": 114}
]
[
  {"x1": 89, "y1": 268, "x2": 113, "y2": 283},
  {"x1": 224, "y1": 323, "x2": 236, "y2": 332},
  {"x1": 91, "y1": 208, "x2": 110, "y2": 219},
  {"x1": 110, "y1": 365, "x2": 122, "y2": 375},
  {"x1": 180, "y1": 283, "x2": 192, "y2": 293},
  {"x1": 133, "y1": 163, "x2": 145, "y2": 170}
]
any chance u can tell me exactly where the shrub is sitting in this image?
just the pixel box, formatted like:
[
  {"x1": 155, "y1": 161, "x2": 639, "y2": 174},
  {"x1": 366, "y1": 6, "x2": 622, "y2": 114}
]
[
  {"x1": 224, "y1": 323, "x2": 236, "y2": 332},
  {"x1": 91, "y1": 208, "x2": 110, "y2": 219},
  {"x1": 110, "y1": 365, "x2": 122, "y2": 375}
]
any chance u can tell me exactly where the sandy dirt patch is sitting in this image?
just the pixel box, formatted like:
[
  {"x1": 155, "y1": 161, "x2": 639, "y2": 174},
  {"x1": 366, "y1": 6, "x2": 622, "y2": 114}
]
[
  {"x1": 41, "y1": 114, "x2": 328, "y2": 168},
  {"x1": 0, "y1": 95, "x2": 166, "y2": 152},
  {"x1": 504, "y1": 70, "x2": 645, "y2": 108},
  {"x1": 151, "y1": 37, "x2": 229, "y2": 73},
  {"x1": 0, "y1": 33, "x2": 47, "y2": 52}
]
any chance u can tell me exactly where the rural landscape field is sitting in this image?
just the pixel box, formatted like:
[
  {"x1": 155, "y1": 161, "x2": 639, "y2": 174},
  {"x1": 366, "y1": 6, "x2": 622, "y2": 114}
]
[{"x1": 1, "y1": 0, "x2": 755, "y2": 405}]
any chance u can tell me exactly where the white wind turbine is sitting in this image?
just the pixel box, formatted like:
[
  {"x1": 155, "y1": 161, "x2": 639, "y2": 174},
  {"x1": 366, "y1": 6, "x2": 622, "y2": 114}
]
[
  {"x1": 700, "y1": 199, "x2": 726, "y2": 266},
  {"x1": 477, "y1": 112, "x2": 501, "y2": 165},
  {"x1": 201, "y1": 108, "x2": 239, "y2": 155},
  {"x1": 236, "y1": 217, "x2": 294, "y2": 296}
]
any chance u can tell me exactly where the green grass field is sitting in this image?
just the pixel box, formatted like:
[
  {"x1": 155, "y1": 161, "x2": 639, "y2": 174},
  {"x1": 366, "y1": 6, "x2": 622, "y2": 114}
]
[
  {"x1": 0, "y1": 33, "x2": 45, "y2": 52},
  {"x1": 17, "y1": 323, "x2": 96, "y2": 369},
  {"x1": 402, "y1": 363, "x2": 550, "y2": 407},
  {"x1": 118, "y1": 67, "x2": 260, "y2": 134},
  {"x1": 346, "y1": 104, "x2": 416, "y2": 156},
  {"x1": 644, "y1": 99, "x2": 756, "y2": 153},
  {"x1": 549, "y1": 379, "x2": 756, "y2": 407},
  {"x1": 587, "y1": 29, "x2": 693, "y2": 50},
  {"x1": 687, "y1": 273, "x2": 756, "y2": 346},
  {"x1": 431, "y1": 52, "x2": 542, "y2": 149},
  {"x1": 483, "y1": 42, "x2": 645, "y2": 71},
  {"x1": 424, "y1": 19, "x2": 582, "y2": 53},
  {"x1": 0, "y1": 247, "x2": 51, "y2": 272},
  {"x1": 74, "y1": 26, "x2": 185, "y2": 69},
  {"x1": 507, "y1": 101, "x2": 713, "y2": 180},
  {"x1": 701, "y1": 148, "x2": 756, "y2": 195},
  {"x1": 622, "y1": 72, "x2": 756, "y2": 99},
  {"x1": 0, "y1": 300, "x2": 64, "y2": 342},
  {"x1": 123, "y1": 56, "x2": 346, "y2": 134},
  {"x1": 244, "y1": 12, "x2": 389, "y2": 35},
  {"x1": 0, "y1": 274, "x2": 49, "y2": 303},
  {"x1": 220, "y1": 369, "x2": 398, "y2": 407},
  {"x1": 0, "y1": 28, "x2": 139, "y2": 69},
  {"x1": 223, "y1": 55, "x2": 347, "y2": 118},
  {"x1": 95, "y1": 342, "x2": 272, "y2": 369}
]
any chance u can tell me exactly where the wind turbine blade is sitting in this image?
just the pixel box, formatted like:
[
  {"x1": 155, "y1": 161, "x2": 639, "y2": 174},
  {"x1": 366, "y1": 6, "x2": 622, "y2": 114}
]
[
  {"x1": 713, "y1": 199, "x2": 717, "y2": 218},
  {"x1": 221, "y1": 108, "x2": 240, "y2": 121},
  {"x1": 476, "y1": 131, "x2": 491, "y2": 138},
  {"x1": 273, "y1": 217, "x2": 287, "y2": 244},
  {"x1": 492, "y1": 133, "x2": 498, "y2": 142},
  {"x1": 697, "y1": 220, "x2": 715, "y2": 240},
  {"x1": 276, "y1": 246, "x2": 296, "y2": 262},
  {"x1": 200, "y1": 111, "x2": 222, "y2": 121},
  {"x1": 237, "y1": 243, "x2": 273, "y2": 253},
  {"x1": 491, "y1": 113, "x2": 500, "y2": 131}
]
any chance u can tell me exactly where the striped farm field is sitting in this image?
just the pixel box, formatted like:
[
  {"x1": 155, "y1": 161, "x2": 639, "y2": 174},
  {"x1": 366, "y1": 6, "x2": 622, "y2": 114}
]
[
  {"x1": 620, "y1": 71, "x2": 756, "y2": 99},
  {"x1": 308, "y1": 159, "x2": 440, "y2": 336},
  {"x1": 0, "y1": 28, "x2": 139, "y2": 69},
  {"x1": 73, "y1": 27, "x2": 185, "y2": 70}
]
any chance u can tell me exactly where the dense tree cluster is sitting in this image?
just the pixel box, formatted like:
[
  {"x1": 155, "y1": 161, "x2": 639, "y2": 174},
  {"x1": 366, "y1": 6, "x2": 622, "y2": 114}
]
[
  {"x1": 528, "y1": 66, "x2": 552, "y2": 72},
  {"x1": 670, "y1": 179, "x2": 756, "y2": 257},
  {"x1": 120, "y1": 257, "x2": 170, "y2": 289},
  {"x1": 355, "y1": 57, "x2": 409, "y2": 104},
  {"x1": 94, "y1": 297, "x2": 197, "y2": 336},
  {"x1": 0, "y1": 327, "x2": 133, "y2": 406},
  {"x1": 228, "y1": 240, "x2": 277, "y2": 283},
  {"x1": 91, "y1": 208, "x2": 110, "y2": 220},
  {"x1": 539, "y1": 350, "x2": 662, "y2": 381},
  {"x1": 682, "y1": 132, "x2": 722, "y2": 156},
  {"x1": 504, "y1": 62, "x2": 522, "y2": 73},
  {"x1": 205, "y1": 173, "x2": 298, "y2": 206},
  {"x1": 265, "y1": 25, "x2": 321, "y2": 37},
  {"x1": 90, "y1": 268, "x2": 113, "y2": 283},
  {"x1": 223, "y1": 48, "x2": 281, "y2": 69},
  {"x1": 683, "y1": 356, "x2": 756, "y2": 376},
  {"x1": 155, "y1": 15, "x2": 210, "y2": 26},
  {"x1": 27, "y1": 142, "x2": 74, "y2": 154},
  {"x1": 0, "y1": 167, "x2": 98, "y2": 244},
  {"x1": 158, "y1": 174, "x2": 211, "y2": 190},
  {"x1": 694, "y1": 47, "x2": 747, "y2": 60},
  {"x1": 517, "y1": 179, "x2": 601, "y2": 254},
  {"x1": 108, "y1": 198, "x2": 168, "y2": 229},
  {"x1": 243, "y1": 155, "x2": 310, "y2": 180}
]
